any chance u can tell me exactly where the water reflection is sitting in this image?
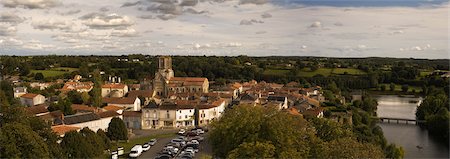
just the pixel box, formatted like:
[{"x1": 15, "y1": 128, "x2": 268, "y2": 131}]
[{"x1": 376, "y1": 95, "x2": 449, "y2": 158}]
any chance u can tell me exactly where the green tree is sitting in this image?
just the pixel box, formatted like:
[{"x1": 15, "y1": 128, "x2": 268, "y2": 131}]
[
  {"x1": 401, "y1": 84, "x2": 409, "y2": 92},
  {"x1": 107, "y1": 117, "x2": 128, "y2": 141},
  {"x1": 389, "y1": 83, "x2": 395, "y2": 91},
  {"x1": 81, "y1": 92, "x2": 90, "y2": 105},
  {"x1": 34, "y1": 73, "x2": 44, "y2": 80},
  {"x1": 58, "y1": 97, "x2": 74, "y2": 115},
  {"x1": 310, "y1": 118, "x2": 354, "y2": 142},
  {"x1": 322, "y1": 137, "x2": 384, "y2": 159},
  {"x1": 67, "y1": 90, "x2": 83, "y2": 104},
  {"x1": 80, "y1": 128, "x2": 106, "y2": 156},
  {"x1": 385, "y1": 143, "x2": 405, "y2": 159},
  {"x1": 90, "y1": 70, "x2": 103, "y2": 107},
  {"x1": 380, "y1": 85, "x2": 386, "y2": 91},
  {"x1": 97, "y1": 129, "x2": 111, "y2": 150},
  {"x1": 227, "y1": 141, "x2": 276, "y2": 159},
  {"x1": 61, "y1": 131, "x2": 96, "y2": 158},
  {"x1": 0, "y1": 123, "x2": 50, "y2": 158}
]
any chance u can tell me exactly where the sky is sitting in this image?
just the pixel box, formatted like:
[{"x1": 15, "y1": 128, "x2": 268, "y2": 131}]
[{"x1": 0, "y1": 0, "x2": 448, "y2": 59}]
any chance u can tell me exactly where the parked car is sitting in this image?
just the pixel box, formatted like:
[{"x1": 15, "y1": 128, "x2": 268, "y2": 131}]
[
  {"x1": 178, "y1": 129, "x2": 186, "y2": 135},
  {"x1": 142, "y1": 143, "x2": 151, "y2": 151},
  {"x1": 165, "y1": 145, "x2": 179, "y2": 154},
  {"x1": 129, "y1": 145, "x2": 143, "y2": 158},
  {"x1": 171, "y1": 138, "x2": 186, "y2": 147},
  {"x1": 155, "y1": 154, "x2": 172, "y2": 159},
  {"x1": 178, "y1": 153, "x2": 193, "y2": 159},
  {"x1": 185, "y1": 147, "x2": 197, "y2": 154},
  {"x1": 191, "y1": 136, "x2": 204, "y2": 142},
  {"x1": 185, "y1": 131, "x2": 198, "y2": 137},
  {"x1": 148, "y1": 139, "x2": 157, "y2": 146},
  {"x1": 195, "y1": 129, "x2": 205, "y2": 134}
]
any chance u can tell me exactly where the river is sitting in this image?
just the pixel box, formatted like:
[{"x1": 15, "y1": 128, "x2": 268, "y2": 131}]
[{"x1": 376, "y1": 95, "x2": 449, "y2": 158}]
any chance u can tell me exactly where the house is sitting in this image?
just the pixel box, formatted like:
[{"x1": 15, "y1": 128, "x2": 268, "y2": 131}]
[
  {"x1": 239, "y1": 93, "x2": 260, "y2": 106},
  {"x1": 103, "y1": 97, "x2": 141, "y2": 111},
  {"x1": 51, "y1": 125, "x2": 81, "y2": 137},
  {"x1": 101, "y1": 83, "x2": 128, "y2": 97},
  {"x1": 197, "y1": 99, "x2": 226, "y2": 126},
  {"x1": 25, "y1": 104, "x2": 49, "y2": 116},
  {"x1": 13, "y1": 87, "x2": 27, "y2": 98},
  {"x1": 61, "y1": 81, "x2": 94, "y2": 93},
  {"x1": 123, "y1": 111, "x2": 142, "y2": 129},
  {"x1": 129, "y1": 84, "x2": 141, "y2": 91},
  {"x1": 127, "y1": 90, "x2": 154, "y2": 106},
  {"x1": 61, "y1": 111, "x2": 122, "y2": 132},
  {"x1": 103, "y1": 105, "x2": 125, "y2": 114},
  {"x1": 303, "y1": 107, "x2": 324, "y2": 118},
  {"x1": 20, "y1": 93, "x2": 45, "y2": 106},
  {"x1": 266, "y1": 95, "x2": 288, "y2": 109},
  {"x1": 141, "y1": 100, "x2": 195, "y2": 129},
  {"x1": 71, "y1": 104, "x2": 101, "y2": 114},
  {"x1": 30, "y1": 82, "x2": 53, "y2": 90}
]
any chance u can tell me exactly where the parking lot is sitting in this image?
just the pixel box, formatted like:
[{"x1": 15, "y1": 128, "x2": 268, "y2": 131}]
[{"x1": 132, "y1": 128, "x2": 212, "y2": 159}]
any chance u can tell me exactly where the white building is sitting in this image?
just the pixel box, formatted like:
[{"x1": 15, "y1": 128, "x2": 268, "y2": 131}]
[
  {"x1": 101, "y1": 83, "x2": 128, "y2": 98},
  {"x1": 19, "y1": 93, "x2": 45, "y2": 106},
  {"x1": 63, "y1": 111, "x2": 122, "y2": 132},
  {"x1": 13, "y1": 87, "x2": 27, "y2": 98},
  {"x1": 198, "y1": 99, "x2": 226, "y2": 126},
  {"x1": 142, "y1": 101, "x2": 195, "y2": 129}
]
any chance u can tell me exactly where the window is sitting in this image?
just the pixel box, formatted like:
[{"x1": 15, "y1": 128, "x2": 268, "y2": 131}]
[
  {"x1": 189, "y1": 110, "x2": 192, "y2": 113},
  {"x1": 185, "y1": 115, "x2": 187, "y2": 118},
  {"x1": 179, "y1": 116, "x2": 181, "y2": 119}
]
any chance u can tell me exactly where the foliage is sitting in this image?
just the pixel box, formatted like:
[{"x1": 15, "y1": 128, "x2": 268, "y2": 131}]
[
  {"x1": 61, "y1": 131, "x2": 97, "y2": 158},
  {"x1": 0, "y1": 123, "x2": 50, "y2": 158},
  {"x1": 385, "y1": 143, "x2": 405, "y2": 159},
  {"x1": 107, "y1": 117, "x2": 128, "y2": 141},
  {"x1": 81, "y1": 92, "x2": 90, "y2": 105},
  {"x1": 416, "y1": 92, "x2": 449, "y2": 142},
  {"x1": 320, "y1": 137, "x2": 384, "y2": 159},
  {"x1": 34, "y1": 72, "x2": 44, "y2": 80},
  {"x1": 227, "y1": 141, "x2": 276, "y2": 159},
  {"x1": 97, "y1": 129, "x2": 111, "y2": 150},
  {"x1": 79, "y1": 128, "x2": 107, "y2": 156}
]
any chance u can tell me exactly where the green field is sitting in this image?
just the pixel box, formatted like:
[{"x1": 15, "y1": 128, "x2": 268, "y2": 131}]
[
  {"x1": 263, "y1": 67, "x2": 366, "y2": 77},
  {"x1": 419, "y1": 71, "x2": 433, "y2": 77},
  {"x1": 31, "y1": 67, "x2": 79, "y2": 78},
  {"x1": 331, "y1": 68, "x2": 367, "y2": 75}
]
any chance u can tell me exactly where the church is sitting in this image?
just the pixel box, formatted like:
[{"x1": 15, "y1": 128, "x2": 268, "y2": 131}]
[{"x1": 153, "y1": 56, "x2": 209, "y2": 97}]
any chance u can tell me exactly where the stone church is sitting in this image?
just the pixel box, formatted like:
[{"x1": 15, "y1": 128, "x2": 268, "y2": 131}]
[{"x1": 153, "y1": 56, "x2": 209, "y2": 97}]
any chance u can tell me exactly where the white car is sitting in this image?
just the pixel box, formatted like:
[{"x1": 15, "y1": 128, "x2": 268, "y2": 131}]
[
  {"x1": 148, "y1": 139, "x2": 157, "y2": 146},
  {"x1": 165, "y1": 145, "x2": 179, "y2": 153},
  {"x1": 129, "y1": 145, "x2": 143, "y2": 158},
  {"x1": 142, "y1": 143, "x2": 150, "y2": 151},
  {"x1": 185, "y1": 147, "x2": 197, "y2": 154},
  {"x1": 195, "y1": 129, "x2": 205, "y2": 134},
  {"x1": 178, "y1": 129, "x2": 186, "y2": 135}
]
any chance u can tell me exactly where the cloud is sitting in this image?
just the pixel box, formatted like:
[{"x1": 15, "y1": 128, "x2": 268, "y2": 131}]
[
  {"x1": 0, "y1": 24, "x2": 17, "y2": 36},
  {"x1": 184, "y1": 8, "x2": 208, "y2": 14},
  {"x1": 309, "y1": 21, "x2": 322, "y2": 28},
  {"x1": 56, "y1": 9, "x2": 81, "y2": 16},
  {"x1": 240, "y1": 19, "x2": 263, "y2": 25},
  {"x1": 1, "y1": 0, "x2": 60, "y2": 9},
  {"x1": 22, "y1": 40, "x2": 54, "y2": 50},
  {"x1": 32, "y1": 20, "x2": 73, "y2": 31},
  {"x1": 0, "y1": 12, "x2": 24, "y2": 25},
  {"x1": 121, "y1": 1, "x2": 141, "y2": 7},
  {"x1": 157, "y1": 14, "x2": 176, "y2": 20},
  {"x1": 261, "y1": 12, "x2": 272, "y2": 18},
  {"x1": 111, "y1": 28, "x2": 138, "y2": 37},
  {"x1": 239, "y1": 0, "x2": 268, "y2": 5},
  {"x1": 180, "y1": 0, "x2": 198, "y2": 6},
  {"x1": 81, "y1": 13, "x2": 134, "y2": 30},
  {"x1": 334, "y1": 22, "x2": 343, "y2": 26},
  {"x1": 155, "y1": 3, "x2": 183, "y2": 15},
  {"x1": 137, "y1": 15, "x2": 154, "y2": 19},
  {"x1": 0, "y1": 37, "x2": 23, "y2": 45},
  {"x1": 99, "y1": 7, "x2": 110, "y2": 12}
]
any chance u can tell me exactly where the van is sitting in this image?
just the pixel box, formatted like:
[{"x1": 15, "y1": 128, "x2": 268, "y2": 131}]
[{"x1": 129, "y1": 145, "x2": 143, "y2": 158}]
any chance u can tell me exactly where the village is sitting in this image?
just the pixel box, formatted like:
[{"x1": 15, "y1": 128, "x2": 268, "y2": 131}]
[{"x1": 8, "y1": 56, "x2": 331, "y2": 138}]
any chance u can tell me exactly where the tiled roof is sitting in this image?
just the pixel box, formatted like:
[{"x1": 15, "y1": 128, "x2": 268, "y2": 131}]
[
  {"x1": 159, "y1": 101, "x2": 195, "y2": 110},
  {"x1": 71, "y1": 104, "x2": 98, "y2": 112},
  {"x1": 63, "y1": 112, "x2": 101, "y2": 125},
  {"x1": 61, "y1": 82, "x2": 93, "y2": 91},
  {"x1": 51, "y1": 125, "x2": 80, "y2": 136},
  {"x1": 123, "y1": 111, "x2": 141, "y2": 117},
  {"x1": 25, "y1": 105, "x2": 48, "y2": 115},
  {"x1": 127, "y1": 90, "x2": 153, "y2": 98},
  {"x1": 103, "y1": 97, "x2": 137, "y2": 104},
  {"x1": 102, "y1": 83, "x2": 127, "y2": 89},
  {"x1": 20, "y1": 93, "x2": 40, "y2": 99},
  {"x1": 103, "y1": 105, "x2": 125, "y2": 111},
  {"x1": 169, "y1": 77, "x2": 207, "y2": 82},
  {"x1": 97, "y1": 110, "x2": 121, "y2": 118},
  {"x1": 287, "y1": 107, "x2": 301, "y2": 116}
]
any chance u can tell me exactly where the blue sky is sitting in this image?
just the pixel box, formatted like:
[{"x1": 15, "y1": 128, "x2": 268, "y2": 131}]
[{"x1": 0, "y1": 0, "x2": 448, "y2": 59}]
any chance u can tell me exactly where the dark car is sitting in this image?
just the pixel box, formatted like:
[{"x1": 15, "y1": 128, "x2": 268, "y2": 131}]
[{"x1": 154, "y1": 154, "x2": 171, "y2": 159}]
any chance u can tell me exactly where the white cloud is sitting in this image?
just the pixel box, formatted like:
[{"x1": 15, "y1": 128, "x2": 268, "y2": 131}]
[
  {"x1": 309, "y1": 21, "x2": 322, "y2": 28},
  {"x1": 0, "y1": 12, "x2": 24, "y2": 24},
  {"x1": 1, "y1": 0, "x2": 60, "y2": 9},
  {"x1": 82, "y1": 13, "x2": 134, "y2": 30},
  {"x1": 0, "y1": 24, "x2": 17, "y2": 36},
  {"x1": 32, "y1": 19, "x2": 73, "y2": 31}
]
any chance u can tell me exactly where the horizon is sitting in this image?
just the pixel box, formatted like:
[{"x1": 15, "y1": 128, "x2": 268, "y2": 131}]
[{"x1": 0, "y1": 0, "x2": 448, "y2": 59}]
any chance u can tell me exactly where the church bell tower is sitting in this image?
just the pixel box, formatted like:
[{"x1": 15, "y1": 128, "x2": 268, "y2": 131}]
[{"x1": 153, "y1": 56, "x2": 174, "y2": 97}]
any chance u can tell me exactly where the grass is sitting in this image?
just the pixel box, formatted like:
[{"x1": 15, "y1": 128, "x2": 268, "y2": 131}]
[
  {"x1": 30, "y1": 67, "x2": 78, "y2": 78},
  {"x1": 419, "y1": 71, "x2": 433, "y2": 77},
  {"x1": 263, "y1": 69, "x2": 290, "y2": 76},
  {"x1": 331, "y1": 68, "x2": 367, "y2": 75}
]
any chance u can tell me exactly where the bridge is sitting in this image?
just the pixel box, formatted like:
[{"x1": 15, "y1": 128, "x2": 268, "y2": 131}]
[{"x1": 376, "y1": 117, "x2": 426, "y2": 125}]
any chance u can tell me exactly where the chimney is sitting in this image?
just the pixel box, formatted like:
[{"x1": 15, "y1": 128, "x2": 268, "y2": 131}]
[
  {"x1": 118, "y1": 77, "x2": 121, "y2": 83},
  {"x1": 109, "y1": 76, "x2": 112, "y2": 83},
  {"x1": 112, "y1": 76, "x2": 116, "y2": 83}
]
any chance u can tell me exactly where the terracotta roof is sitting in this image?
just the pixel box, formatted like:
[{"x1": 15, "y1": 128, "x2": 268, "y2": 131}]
[
  {"x1": 61, "y1": 82, "x2": 93, "y2": 91},
  {"x1": 159, "y1": 101, "x2": 195, "y2": 110},
  {"x1": 123, "y1": 111, "x2": 141, "y2": 117},
  {"x1": 230, "y1": 82, "x2": 242, "y2": 89},
  {"x1": 51, "y1": 125, "x2": 80, "y2": 136},
  {"x1": 71, "y1": 104, "x2": 98, "y2": 112},
  {"x1": 129, "y1": 84, "x2": 141, "y2": 89},
  {"x1": 103, "y1": 97, "x2": 137, "y2": 104},
  {"x1": 169, "y1": 77, "x2": 207, "y2": 82},
  {"x1": 102, "y1": 83, "x2": 127, "y2": 89},
  {"x1": 25, "y1": 105, "x2": 48, "y2": 115},
  {"x1": 306, "y1": 97, "x2": 320, "y2": 107},
  {"x1": 20, "y1": 93, "x2": 40, "y2": 99},
  {"x1": 303, "y1": 107, "x2": 324, "y2": 117},
  {"x1": 127, "y1": 90, "x2": 153, "y2": 98},
  {"x1": 287, "y1": 107, "x2": 301, "y2": 116},
  {"x1": 63, "y1": 112, "x2": 101, "y2": 125},
  {"x1": 103, "y1": 105, "x2": 125, "y2": 111},
  {"x1": 97, "y1": 110, "x2": 121, "y2": 118}
]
